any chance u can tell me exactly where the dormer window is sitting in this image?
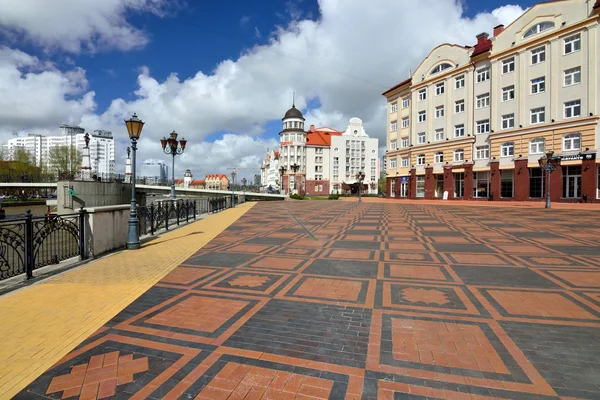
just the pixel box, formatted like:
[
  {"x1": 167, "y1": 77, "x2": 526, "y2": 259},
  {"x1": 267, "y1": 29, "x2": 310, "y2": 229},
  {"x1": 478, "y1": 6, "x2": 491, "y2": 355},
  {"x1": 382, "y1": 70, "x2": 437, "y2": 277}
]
[
  {"x1": 523, "y1": 22, "x2": 555, "y2": 39},
  {"x1": 430, "y1": 63, "x2": 453, "y2": 76}
]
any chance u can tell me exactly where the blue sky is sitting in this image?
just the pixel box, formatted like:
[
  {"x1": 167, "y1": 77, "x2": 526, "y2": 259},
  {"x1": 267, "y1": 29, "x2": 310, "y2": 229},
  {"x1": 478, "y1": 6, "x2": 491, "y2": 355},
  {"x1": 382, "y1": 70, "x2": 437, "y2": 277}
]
[{"x1": 0, "y1": 0, "x2": 535, "y2": 178}]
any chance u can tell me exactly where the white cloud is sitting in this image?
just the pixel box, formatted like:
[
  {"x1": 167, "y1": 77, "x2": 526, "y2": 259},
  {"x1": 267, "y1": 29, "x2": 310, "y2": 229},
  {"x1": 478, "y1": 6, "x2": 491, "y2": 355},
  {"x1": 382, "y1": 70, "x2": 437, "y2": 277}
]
[
  {"x1": 0, "y1": 0, "x2": 527, "y2": 179},
  {"x1": 0, "y1": 0, "x2": 178, "y2": 53}
]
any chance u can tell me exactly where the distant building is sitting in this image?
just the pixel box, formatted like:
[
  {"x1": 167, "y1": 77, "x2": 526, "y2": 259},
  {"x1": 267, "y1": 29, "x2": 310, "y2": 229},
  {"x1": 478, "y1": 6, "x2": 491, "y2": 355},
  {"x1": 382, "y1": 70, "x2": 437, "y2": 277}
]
[
  {"x1": 260, "y1": 150, "x2": 280, "y2": 192},
  {"x1": 2, "y1": 124, "x2": 116, "y2": 175},
  {"x1": 205, "y1": 174, "x2": 229, "y2": 190},
  {"x1": 254, "y1": 174, "x2": 261, "y2": 186},
  {"x1": 140, "y1": 159, "x2": 168, "y2": 185}
]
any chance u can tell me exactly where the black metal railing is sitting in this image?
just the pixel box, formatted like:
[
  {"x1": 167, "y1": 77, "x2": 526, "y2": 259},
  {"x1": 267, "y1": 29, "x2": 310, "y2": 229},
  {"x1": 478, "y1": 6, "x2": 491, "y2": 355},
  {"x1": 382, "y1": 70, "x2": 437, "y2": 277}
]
[{"x1": 0, "y1": 210, "x2": 86, "y2": 281}]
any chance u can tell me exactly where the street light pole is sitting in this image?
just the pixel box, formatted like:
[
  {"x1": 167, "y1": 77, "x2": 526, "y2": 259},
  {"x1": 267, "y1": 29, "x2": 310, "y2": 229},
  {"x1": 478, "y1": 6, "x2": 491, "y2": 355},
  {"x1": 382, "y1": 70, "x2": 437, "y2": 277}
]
[
  {"x1": 125, "y1": 113, "x2": 145, "y2": 250},
  {"x1": 231, "y1": 168, "x2": 237, "y2": 207},
  {"x1": 279, "y1": 166, "x2": 287, "y2": 194},
  {"x1": 538, "y1": 150, "x2": 561, "y2": 209},
  {"x1": 161, "y1": 131, "x2": 187, "y2": 200},
  {"x1": 290, "y1": 163, "x2": 300, "y2": 194},
  {"x1": 356, "y1": 171, "x2": 365, "y2": 203}
]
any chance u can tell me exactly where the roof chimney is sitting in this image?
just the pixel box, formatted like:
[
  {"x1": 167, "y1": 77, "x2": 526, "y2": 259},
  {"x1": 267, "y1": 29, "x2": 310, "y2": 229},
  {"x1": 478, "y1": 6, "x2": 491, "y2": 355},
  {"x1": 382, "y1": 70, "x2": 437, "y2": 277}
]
[
  {"x1": 493, "y1": 24, "x2": 505, "y2": 37},
  {"x1": 476, "y1": 32, "x2": 490, "y2": 44}
]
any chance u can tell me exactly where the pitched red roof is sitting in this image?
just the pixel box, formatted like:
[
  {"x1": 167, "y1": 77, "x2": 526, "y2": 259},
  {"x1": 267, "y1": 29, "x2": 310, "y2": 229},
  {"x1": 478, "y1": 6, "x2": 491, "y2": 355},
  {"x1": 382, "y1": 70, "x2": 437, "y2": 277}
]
[
  {"x1": 382, "y1": 77, "x2": 411, "y2": 96},
  {"x1": 190, "y1": 179, "x2": 205, "y2": 185},
  {"x1": 174, "y1": 178, "x2": 184, "y2": 184},
  {"x1": 471, "y1": 33, "x2": 492, "y2": 57},
  {"x1": 205, "y1": 174, "x2": 229, "y2": 180},
  {"x1": 305, "y1": 125, "x2": 342, "y2": 146}
]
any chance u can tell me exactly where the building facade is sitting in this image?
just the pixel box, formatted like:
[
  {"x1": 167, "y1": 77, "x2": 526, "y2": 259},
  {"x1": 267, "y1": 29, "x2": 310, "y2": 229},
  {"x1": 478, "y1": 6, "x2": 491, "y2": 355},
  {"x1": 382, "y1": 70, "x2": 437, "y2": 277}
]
[
  {"x1": 384, "y1": 0, "x2": 600, "y2": 202},
  {"x1": 205, "y1": 174, "x2": 229, "y2": 190},
  {"x1": 270, "y1": 103, "x2": 380, "y2": 196},
  {"x1": 260, "y1": 150, "x2": 281, "y2": 192},
  {"x1": 3, "y1": 124, "x2": 116, "y2": 175}
]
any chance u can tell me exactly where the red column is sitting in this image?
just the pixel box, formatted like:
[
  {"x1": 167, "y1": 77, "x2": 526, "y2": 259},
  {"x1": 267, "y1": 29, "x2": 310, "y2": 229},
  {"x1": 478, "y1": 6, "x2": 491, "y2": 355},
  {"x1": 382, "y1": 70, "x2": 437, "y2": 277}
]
[
  {"x1": 513, "y1": 158, "x2": 529, "y2": 201},
  {"x1": 581, "y1": 158, "x2": 596, "y2": 202},
  {"x1": 395, "y1": 177, "x2": 401, "y2": 197},
  {"x1": 443, "y1": 165, "x2": 454, "y2": 199},
  {"x1": 463, "y1": 163, "x2": 474, "y2": 200},
  {"x1": 386, "y1": 178, "x2": 392, "y2": 198},
  {"x1": 550, "y1": 165, "x2": 563, "y2": 203},
  {"x1": 425, "y1": 166, "x2": 434, "y2": 199},
  {"x1": 490, "y1": 160, "x2": 500, "y2": 201},
  {"x1": 409, "y1": 169, "x2": 416, "y2": 199}
]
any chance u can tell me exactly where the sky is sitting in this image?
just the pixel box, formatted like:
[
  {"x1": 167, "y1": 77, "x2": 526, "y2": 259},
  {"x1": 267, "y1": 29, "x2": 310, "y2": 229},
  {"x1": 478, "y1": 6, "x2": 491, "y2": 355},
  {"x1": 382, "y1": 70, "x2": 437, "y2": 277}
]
[{"x1": 0, "y1": 0, "x2": 538, "y2": 181}]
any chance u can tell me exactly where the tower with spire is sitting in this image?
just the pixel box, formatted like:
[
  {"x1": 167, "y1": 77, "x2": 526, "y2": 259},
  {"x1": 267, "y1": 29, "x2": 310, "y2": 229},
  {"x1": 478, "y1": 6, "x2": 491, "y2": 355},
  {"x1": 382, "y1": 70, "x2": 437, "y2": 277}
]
[{"x1": 279, "y1": 93, "x2": 306, "y2": 195}]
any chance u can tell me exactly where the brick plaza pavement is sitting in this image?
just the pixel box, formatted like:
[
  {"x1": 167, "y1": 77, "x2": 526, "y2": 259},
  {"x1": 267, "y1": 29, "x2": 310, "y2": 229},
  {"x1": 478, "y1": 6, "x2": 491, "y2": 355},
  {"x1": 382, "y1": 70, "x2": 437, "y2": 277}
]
[{"x1": 13, "y1": 201, "x2": 600, "y2": 399}]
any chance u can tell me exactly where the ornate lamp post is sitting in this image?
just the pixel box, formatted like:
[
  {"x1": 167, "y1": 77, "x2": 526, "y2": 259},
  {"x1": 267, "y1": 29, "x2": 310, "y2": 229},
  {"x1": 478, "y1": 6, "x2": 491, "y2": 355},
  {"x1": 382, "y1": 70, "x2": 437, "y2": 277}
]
[
  {"x1": 279, "y1": 166, "x2": 287, "y2": 194},
  {"x1": 125, "y1": 113, "x2": 145, "y2": 250},
  {"x1": 160, "y1": 131, "x2": 187, "y2": 200},
  {"x1": 290, "y1": 163, "x2": 300, "y2": 193},
  {"x1": 231, "y1": 168, "x2": 237, "y2": 207},
  {"x1": 356, "y1": 171, "x2": 366, "y2": 203},
  {"x1": 538, "y1": 150, "x2": 562, "y2": 209},
  {"x1": 242, "y1": 177, "x2": 247, "y2": 195}
]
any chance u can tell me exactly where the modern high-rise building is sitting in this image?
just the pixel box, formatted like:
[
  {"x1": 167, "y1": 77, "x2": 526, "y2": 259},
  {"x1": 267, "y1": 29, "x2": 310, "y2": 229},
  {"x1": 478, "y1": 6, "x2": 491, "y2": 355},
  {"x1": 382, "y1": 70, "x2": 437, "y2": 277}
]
[
  {"x1": 2, "y1": 124, "x2": 115, "y2": 175},
  {"x1": 139, "y1": 159, "x2": 168, "y2": 184},
  {"x1": 384, "y1": 0, "x2": 600, "y2": 202}
]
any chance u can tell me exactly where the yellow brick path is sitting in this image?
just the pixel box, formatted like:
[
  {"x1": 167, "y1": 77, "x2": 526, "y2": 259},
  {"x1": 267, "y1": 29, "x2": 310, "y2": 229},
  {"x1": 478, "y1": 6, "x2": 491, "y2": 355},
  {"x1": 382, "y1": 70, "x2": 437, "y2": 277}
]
[{"x1": 0, "y1": 202, "x2": 254, "y2": 399}]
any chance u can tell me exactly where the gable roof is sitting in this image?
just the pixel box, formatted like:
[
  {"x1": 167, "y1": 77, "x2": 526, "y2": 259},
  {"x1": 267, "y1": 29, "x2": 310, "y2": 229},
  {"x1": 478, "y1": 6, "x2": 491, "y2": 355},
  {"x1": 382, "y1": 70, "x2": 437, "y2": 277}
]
[
  {"x1": 305, "y1": 125, "x2": 342, "y2": 146},
  {"x1": 382, "y1": 78, "x2": 411, "y2": 96}
]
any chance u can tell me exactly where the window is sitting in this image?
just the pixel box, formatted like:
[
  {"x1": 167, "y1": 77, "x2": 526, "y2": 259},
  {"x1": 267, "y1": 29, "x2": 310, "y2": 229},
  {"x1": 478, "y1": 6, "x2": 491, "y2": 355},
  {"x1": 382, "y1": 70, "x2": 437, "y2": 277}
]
[
  {"x1": 417, "y1": 154, "x2": 425, "y2": 165},
  {"x1": 564, "y1": 34, "x2": 581, "y2": 54},
  {"x1": 434, "y1": 152, "x2": 444, "y2": 163},
  {"x1": 501, "y1": 114, "x2": 515, "y2": 129},
  {"x1": 434, "y1": 129, "x2": 444, "y2": 141},
  {"x1": 401, "y1": 137, "x2": 409, "y2": 148},
  {"x1": 476, "y1": 119, "x2": 490, "y2": 134},
  {"x1": 501, "y1": 142, "x2": 514, "y2": 157},
  {"x1": 455, "y1": 75, "x2": 465, "y2": 89},
  {"x1": 476, "y1": 93, "x2": 490, "y2": 108},
  {"x1": 502, "y1": 57, "x2": 515, "y2": 74},
  {"x1": 564, "y1": 67, "x2": 581, "y2": 86},
  {"x1": 454, "y1": 172, "x2": 464, "y2": 197},
  {"x1": 564, "y1": 100, "x2": 581, "y2": 119},
  {"x1": 418, "y1": 111, "x2": 426, "y2": 123},
  {"x1": 431, "y1": 63, "x2": 452, "y2": 75},
  {"x1": 523, "y1": 22, "x2": 554, "y2": 38},
  {"x1": 477, "y1": 68, "x2": 490, "y2": 83},
  {"x1": 500, "y1": 170, "x2": 514, "y2": 198},
  {"x1": 476, "y1": 145, "x2": 489, "y2": 160},
  {"x1": 454, "y1": 149, "x2": 464, "y2": 162},
  {"x1": 435, "y1": 106, "x2": 444, "y2": 118},
  {"x1": 390, "y1": 179, "x2": 396, "y2": 197},
  {"x1": 529, "y1": 168, "x2": 544, "y2": 198},
  {"x1": 401, "y1": 157, "x2": 409, "y2": 167},
  {"x1": 391, "y1": 102, "x2": 398, "y2": 113},
  {"x1": 563, "y1": 133, "x2": 581, "y2": 151},
  {"x1": 418, "y1": 88, "x2": 427, "y2": 101},
  {"x1": 529, "y1": 138, "x2": 545, "y2": 154},
  {"x1": 402, "y1": 97, "x2": 410, "y2": 108},
  {"x1": 502, "y1": 85, "x2": 515, "y2": 102},
  {"x1": 531, "y1": 77, "x2": 545, "y2": 94},
  {"x1": 531, "y1": 107, "x2": 545, "y2": 124},
  {"x1": 455, "y1": 100, "x2": 465, "y2": 113},
  {"x1": 531, "y1": 47, "x2": 546, "y2": 64},
  {"x1": 435, "y1": 82, "x2": 445, "y2": 96},
  {"x1": 454, "y1": 124, "x2": 465, "y2": 138},
  {"x1": 416, "y1": 175, "x2": 425, "y2": 198},
  {"x1": 474, "y1": 171, "x2": 490, "y2": 198},
  {"x1": 390, "y1": 121, "x2": 397, "y2": 131},
  {"x1": 563, "y1": 166, "x2": 582, "y2": 198},
  {"x1": 401, "y1": 117, "x2": 409, "y2": 128},
  {"x1": 390, "y1": 158, "x2": 397, "y2": 169},
  {"x1": 390, "y1": 140, "x2": 397, "y2": 150},
  {"x1": 417, "y1": 132, "x2": 426, "y2": 144}
]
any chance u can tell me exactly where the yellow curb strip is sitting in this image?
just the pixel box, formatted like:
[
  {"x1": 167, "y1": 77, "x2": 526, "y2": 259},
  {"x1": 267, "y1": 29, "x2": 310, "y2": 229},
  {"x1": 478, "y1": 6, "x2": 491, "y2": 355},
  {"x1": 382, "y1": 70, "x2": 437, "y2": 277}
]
[{"x1": 0, "y1": 202, "x2": 254, "y2": 399}]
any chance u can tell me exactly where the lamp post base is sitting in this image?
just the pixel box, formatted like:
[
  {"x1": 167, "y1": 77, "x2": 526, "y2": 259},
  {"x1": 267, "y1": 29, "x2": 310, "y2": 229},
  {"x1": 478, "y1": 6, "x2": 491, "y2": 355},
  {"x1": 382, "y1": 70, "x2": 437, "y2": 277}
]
[
  {"x1": 545, "y1": 196, "x2": 551, "y2": 209},
  {"x1": 170, "y1": 185, "x2": 176, "y2": 200},
  {"x1": 127, "y1": 217, "x2": 140, "y2": 249}
]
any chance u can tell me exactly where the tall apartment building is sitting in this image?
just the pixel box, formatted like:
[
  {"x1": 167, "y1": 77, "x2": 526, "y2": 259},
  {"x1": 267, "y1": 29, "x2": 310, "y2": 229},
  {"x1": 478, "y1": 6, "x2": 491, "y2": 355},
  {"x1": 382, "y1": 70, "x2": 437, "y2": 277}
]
[
  {"x1": 260, "y1": 150, "x2": 280, "y2": 191},
  {"x1": 140, "y1": 159, "x2": 168, "y2": 184},
  {"x1": 384, "y1": 0, "x2": 600, "y2": 202},
  {"x1": 3, "y1": 124, "x2": 116, "y2": 175},
  {"x1": 271, "y1": 103, "x2": 380, "y2": 195}
]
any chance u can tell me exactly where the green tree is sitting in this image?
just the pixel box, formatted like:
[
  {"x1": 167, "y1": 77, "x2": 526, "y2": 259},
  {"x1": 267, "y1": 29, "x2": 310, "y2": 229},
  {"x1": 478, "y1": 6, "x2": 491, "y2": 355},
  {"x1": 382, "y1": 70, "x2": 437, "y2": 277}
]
[
  {"x1": 378, "y1": 171, "x2": 387, "y2": 195},
  {"x1": 0, "y1": 146, "x2": 6, "y2": 161},
  {"x1": 48, "y1": 145, "x2": 82, "y2": 180}
]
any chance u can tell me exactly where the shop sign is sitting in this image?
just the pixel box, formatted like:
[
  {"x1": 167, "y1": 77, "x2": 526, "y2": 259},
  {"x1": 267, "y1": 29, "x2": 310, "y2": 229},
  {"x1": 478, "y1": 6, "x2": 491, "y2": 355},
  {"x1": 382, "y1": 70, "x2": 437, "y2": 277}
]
[
  {"x1": 400, "y1": 176, "x2": 409, "y2": 183},
  {"x1": 561, "y1": 153, "x2": 596, "y2": 161}
]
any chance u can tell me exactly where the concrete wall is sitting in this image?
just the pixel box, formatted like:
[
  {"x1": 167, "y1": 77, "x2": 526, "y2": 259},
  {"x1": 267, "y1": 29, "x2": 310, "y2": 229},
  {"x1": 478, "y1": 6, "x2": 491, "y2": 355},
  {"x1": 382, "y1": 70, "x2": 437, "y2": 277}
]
[
  {"x1": 57, "y1": 181, "x2": 133, "y2": 214},
  {"x1": 83, "y1": 204, "x2": 130, "y2": 258}
]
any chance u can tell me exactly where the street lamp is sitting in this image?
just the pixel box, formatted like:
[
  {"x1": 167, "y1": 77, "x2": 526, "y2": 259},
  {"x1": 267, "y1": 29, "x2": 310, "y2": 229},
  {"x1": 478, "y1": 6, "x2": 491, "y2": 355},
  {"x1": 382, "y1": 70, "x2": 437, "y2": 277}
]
[
  {"x1": 242, "y1": 177, "x2": 247, "y2": 195},
  {"x1": 160, "y1": 130, "x2": 187, "y2": 200},
  {"x1": 125, "y1": 113, "x2": 145, "y2": 250},
  {"x1": 231, "y1": 168, "x2": 237, "y2": 207},
  {"x1": 538, "y1": 150, "x2": 561, "y2": 209},
  {"x1": 290, "y1": 163, "x2": 300, "y2": 193},
  {"x1": 279, "y1": 166, "x2": 287, "y2": 194},
  {"x1": 356, "y1": 171, "x2": 366, "y2": 203}
]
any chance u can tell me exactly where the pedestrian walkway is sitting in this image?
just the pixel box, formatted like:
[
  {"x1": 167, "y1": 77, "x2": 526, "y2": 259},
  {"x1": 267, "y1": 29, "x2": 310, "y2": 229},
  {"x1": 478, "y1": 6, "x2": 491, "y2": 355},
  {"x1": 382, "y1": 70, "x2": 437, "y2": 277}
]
[{"x1": 0, "y1": 202, "x2": 254, "y2": 399}]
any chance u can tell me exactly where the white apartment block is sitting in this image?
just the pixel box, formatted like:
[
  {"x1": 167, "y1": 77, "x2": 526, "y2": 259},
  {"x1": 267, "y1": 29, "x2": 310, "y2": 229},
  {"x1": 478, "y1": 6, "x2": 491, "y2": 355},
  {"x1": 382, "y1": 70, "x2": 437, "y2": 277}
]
[
  {"x1": 384, "y1": 0, "x2": 600, "y2": 202},
  {"x1": 259, "y1": 150, "x2": 281, "y2": 192},
  {"x1": 3, "y1": 124, "x2": 116, "y2": 175}
]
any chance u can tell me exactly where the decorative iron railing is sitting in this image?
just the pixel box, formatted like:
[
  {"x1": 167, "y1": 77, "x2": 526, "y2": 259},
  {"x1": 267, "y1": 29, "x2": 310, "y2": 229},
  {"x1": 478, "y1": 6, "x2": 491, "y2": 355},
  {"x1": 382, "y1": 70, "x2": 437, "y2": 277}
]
[{"x1": 0, "y1": 211, "x2": 86, "y2": 281}]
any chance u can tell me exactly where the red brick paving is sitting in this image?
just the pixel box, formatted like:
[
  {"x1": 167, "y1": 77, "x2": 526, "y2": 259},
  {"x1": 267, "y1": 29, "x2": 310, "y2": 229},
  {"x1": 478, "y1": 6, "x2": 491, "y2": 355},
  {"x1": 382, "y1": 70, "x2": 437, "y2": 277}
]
[{"x1": 20, "y1": 202, "x2": 600, "y2": 399}]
